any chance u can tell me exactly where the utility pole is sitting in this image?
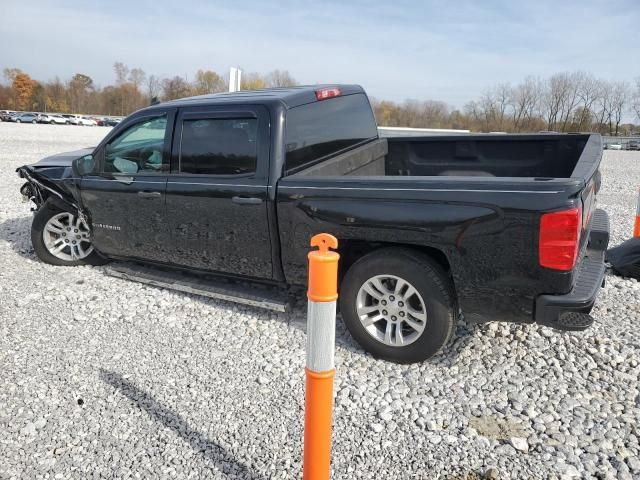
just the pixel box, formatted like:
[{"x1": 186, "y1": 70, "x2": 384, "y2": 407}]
[{"x1": 229, "y1": 67, "x2": 242, "y2": 92}]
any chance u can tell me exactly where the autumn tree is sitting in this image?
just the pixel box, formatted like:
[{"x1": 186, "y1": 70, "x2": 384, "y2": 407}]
[
  {"x1": 241, "y1": 72, "x2": 266, "y2": 90},
  {"x1": 12, "y1": 73, "x2": 35, "y2": 110},
  {"x1": 192, "y1": 69, "x2": 225, "y2": 95}
]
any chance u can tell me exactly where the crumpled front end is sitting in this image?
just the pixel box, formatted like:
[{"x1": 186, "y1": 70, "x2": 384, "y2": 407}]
[{"x1": 16, "y1": 147, "x2": 92, "y2": 212}]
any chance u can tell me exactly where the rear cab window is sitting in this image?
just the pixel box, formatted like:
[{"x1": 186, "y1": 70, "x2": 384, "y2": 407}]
[
  {"x1": 284, "y1": 93, "x2": 378, "y2": 174},
  {"x1": 179, "y1": 118, "x2": 258, "y2": 175}
]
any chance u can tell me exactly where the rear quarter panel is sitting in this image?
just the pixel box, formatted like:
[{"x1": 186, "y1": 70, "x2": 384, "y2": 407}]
[{"x1": 276, "y1": 176, "x2": 582, "y2": 323}]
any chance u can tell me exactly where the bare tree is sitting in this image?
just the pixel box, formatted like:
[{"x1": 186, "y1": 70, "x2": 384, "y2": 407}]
[
  {"x1": 113, "y1": 62, "x2": 129, "y2": 85},
  {"x1": 575, "y1": 73, "x2": 601, "y2": 131},
  {"x1": 161, "y1": 76, "x2": 191, "y2": 101},
  {"x1": 557, "y1": 72, "x2": 583, "y2": 131},
  {"x1": 146, "y1": 74, "x2": 160, "y2": 102},
  {"x1": 610, "y1": 81, "x2": 631, "y2": 136},
  {"x1": 3, "y1": 67, "x2": 23, "y2": 84},
  {"x1": 477, "y1": 83, "x2": 511, "y2": 131},
  {"x1": 633, "y1": 77, "x2": 640, "y2": 122},
  {"x1": 265, "y1": 70, "x2": 297, "y2": 88},
  {"x1": 510, "y1": 76, "x2": 542, "y2": 132},
  {"x1": 128, "y1": 68, "x2": 146, "y2": 90},
  {"x1": 592, "y1": 80, "x2": 612, "y2": 134},
  {"x1": 543, "y1": 73, "x2": 572, "y2": 130}
]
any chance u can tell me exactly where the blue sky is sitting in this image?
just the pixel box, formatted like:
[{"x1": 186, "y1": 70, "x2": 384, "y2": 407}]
[{"x1": 1, "y1": 0, "x2": 638, "y2": 107}]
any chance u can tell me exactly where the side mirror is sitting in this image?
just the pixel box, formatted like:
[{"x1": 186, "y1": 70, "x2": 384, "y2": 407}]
[{"x1": 73, "y1": 154, "x2": 96, "y2": 176}]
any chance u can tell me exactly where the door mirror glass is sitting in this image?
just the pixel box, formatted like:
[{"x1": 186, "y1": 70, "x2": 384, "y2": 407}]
[{"x1": 73, "y1": 154, "x2": 96, "y2": 176}]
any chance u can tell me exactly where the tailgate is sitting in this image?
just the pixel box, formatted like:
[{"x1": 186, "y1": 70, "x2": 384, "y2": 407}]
[{"x1": 573, "y1": 134, "x2": 603, "y2": 252}]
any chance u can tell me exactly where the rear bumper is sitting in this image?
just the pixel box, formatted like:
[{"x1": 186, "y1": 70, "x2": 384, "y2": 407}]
[{"x1": 535, "y1": 209, "x2": 609, "y2": 330}]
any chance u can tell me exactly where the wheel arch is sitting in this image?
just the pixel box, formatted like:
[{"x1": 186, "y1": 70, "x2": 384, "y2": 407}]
[{"x1": 338, "y1": 240, "x2": 452, "y2": 284}]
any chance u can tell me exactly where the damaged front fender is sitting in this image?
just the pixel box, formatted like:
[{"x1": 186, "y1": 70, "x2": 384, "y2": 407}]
[{"x1": 16, "y1": 148, "x2": 92, "y2": 215}]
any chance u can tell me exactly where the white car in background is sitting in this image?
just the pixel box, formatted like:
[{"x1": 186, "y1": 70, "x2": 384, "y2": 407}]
[
  {"x1": 608, "y1": 143, "x2": 623, "y2": 150},
  {"x1": 66, "y1": 115, "x2": 97, "y2": 126},
  {"x1": 38, "y1": 114, "x2": 69, "y2": 125}
]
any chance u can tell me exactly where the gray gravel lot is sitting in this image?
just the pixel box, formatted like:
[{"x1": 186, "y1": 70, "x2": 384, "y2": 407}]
[{"x1": 0, "y1": 123, "x2": 639, "y2": 479}]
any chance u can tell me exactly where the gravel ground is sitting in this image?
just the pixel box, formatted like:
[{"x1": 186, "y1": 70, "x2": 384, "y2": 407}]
[{"x1": 0, "y1": 123, "x2": 639, "y2": 480}]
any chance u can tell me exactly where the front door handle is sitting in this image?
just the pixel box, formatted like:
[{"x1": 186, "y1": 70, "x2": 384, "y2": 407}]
[
  {"x1": 138, "y1": 191, "x2": 161, "y2": 199},
  {"x1": 232, "y1": 196, "x2": 262, "y2": 205}
]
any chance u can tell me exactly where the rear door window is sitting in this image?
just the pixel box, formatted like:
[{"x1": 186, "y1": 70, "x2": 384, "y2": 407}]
[
  {"x1": 179, "y1": 118, "x2": 258, "y2": 175},
  {"x1": 284, "y1": 93, "x2": 378, "y2": 173}
]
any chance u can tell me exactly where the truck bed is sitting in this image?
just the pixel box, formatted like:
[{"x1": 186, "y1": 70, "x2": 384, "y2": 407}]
[{"x1": 291, "y1": 134, "x2": 600, "y2": 182}]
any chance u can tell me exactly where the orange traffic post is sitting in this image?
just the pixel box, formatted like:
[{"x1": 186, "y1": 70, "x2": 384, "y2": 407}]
[
  {"x1": 304, "y1": 233, "x2": 339, "y2": 480},
  {"x1": 634, "y1": 187, "x2": 640, "y2": 238}
]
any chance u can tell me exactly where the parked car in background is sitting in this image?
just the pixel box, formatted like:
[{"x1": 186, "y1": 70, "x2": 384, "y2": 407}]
[
  {"x1": 608, "y1": 143, "x2": 623, "y2": 150},
  {"x1": 0, "y1": 110, "x2": 17, "y2": 121},
  {"x1": 104, "y1": 117, "x2": 122, "y2": 127},
  {"x1": 627, "y1": 140, "x2": 639, "y2": 151},
  {"x1": 13, "y1": 113, "x2": 39, "y2": 124},
  {"x1": 79, "y1": 116, "x2": 98, "y2": 126},
  {"x1": 65, "y1": 115, "x2": 83, "y2": 125},
  {"x1": 38, "y1": 114, "x2": 69, "y2": 125},
  {"x1": 64, "y1": 115, "x2": 96, "y2": 126}
]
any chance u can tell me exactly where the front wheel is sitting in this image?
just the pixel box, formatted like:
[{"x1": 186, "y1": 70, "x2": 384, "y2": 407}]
[
  {"x1": 340, "y1": 248, "x2": 456, "y2": 363},
  {"x1": 31, "y1": 201, "x2": 108, "y2": 267}
]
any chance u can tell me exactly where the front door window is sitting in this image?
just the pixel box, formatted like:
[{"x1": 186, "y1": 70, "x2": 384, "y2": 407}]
[{"x1": 105, "y1": 115, "x2": 168, "y2": 174}]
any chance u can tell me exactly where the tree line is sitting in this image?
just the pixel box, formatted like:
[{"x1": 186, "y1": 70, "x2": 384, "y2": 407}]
[
  {"x1": 1, "y1": 63, "x2": 639, "y2": 134},
  {"x1": 0, "y1": 63, "x2": 297, "y2": 117},
  {"x1": 372, "y1": 73, "x2": 640, "y2": 135}
]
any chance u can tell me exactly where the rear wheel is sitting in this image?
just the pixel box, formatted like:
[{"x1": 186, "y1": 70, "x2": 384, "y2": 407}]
[
  {"x1": 340, "y1": 248, "x2": 456, "y2": 363},
  {"x1": 31, "y1": 201, "x2": 108, "y2": 267}
]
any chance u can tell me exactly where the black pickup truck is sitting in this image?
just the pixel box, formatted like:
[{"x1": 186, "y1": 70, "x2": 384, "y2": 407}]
[{"x1": 18, "y1": 85, "x2": 609, "y2": 363}]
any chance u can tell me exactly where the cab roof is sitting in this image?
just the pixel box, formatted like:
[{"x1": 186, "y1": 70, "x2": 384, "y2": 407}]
[{"x1": 161, "y1": 84, "x2": 365, "y2": 109}]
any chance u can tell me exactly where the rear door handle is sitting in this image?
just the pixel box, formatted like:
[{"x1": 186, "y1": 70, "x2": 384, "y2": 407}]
[
  {"x1": 232, "y1": 196, "x2": 262, "y2": 205},
  {"x1": 138, "y1": 191, "x2": 161, "y2": 199}
]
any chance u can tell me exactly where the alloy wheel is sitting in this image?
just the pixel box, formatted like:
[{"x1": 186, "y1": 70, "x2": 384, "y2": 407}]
[
  {"x1": 43, "y1": 212, "x2": 93, "y2": 261},
  {"x1": 356, "y1": 274, "x2": 428, "y2": 347}
]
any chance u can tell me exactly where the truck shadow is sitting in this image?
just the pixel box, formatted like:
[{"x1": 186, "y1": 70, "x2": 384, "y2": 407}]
[
  {"x1": 283, "y1": 299, "x2": 480, "y2": 364},
  {"x1": 0, "y1": 215, "x2": 36, "y2": 260},
  {"x1": 99, "y1": 370, "x2": 266, "y2": 480}
]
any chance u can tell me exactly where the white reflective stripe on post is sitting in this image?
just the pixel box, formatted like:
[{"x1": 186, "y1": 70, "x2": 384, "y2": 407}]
[{"x1": 306, "y1": 300, "x2": 336, "y2": 373}]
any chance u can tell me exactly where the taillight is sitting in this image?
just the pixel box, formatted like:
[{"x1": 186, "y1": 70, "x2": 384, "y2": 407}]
[
  {"x1": 539, "y1": 207, "x2": 582, "y2": 271},
  {"x1": 316, "y1": 88, "x2": 341, "y2": 100}
]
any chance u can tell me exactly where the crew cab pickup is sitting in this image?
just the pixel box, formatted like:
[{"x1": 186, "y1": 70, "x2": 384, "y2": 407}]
[{"x1": 17, "y1": 85, "x2": 609, "y2": 363}]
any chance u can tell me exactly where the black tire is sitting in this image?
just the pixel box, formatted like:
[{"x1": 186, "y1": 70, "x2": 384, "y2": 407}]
[
  {"x1": 16, "y1": 119, "x2": 21, "y2": 123},
  {"x1": 32, "y1": 120, "x2": 37, "y2": 124},
  {"x1": 31, "y1": 201, "x2": 108, "y2": 267},
  {"x1": 339, "y1": 248, "x2": 456, "y2": 363},
  {"x1": 50, "y1": 120, "x2": 55, "y2": 124}
]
